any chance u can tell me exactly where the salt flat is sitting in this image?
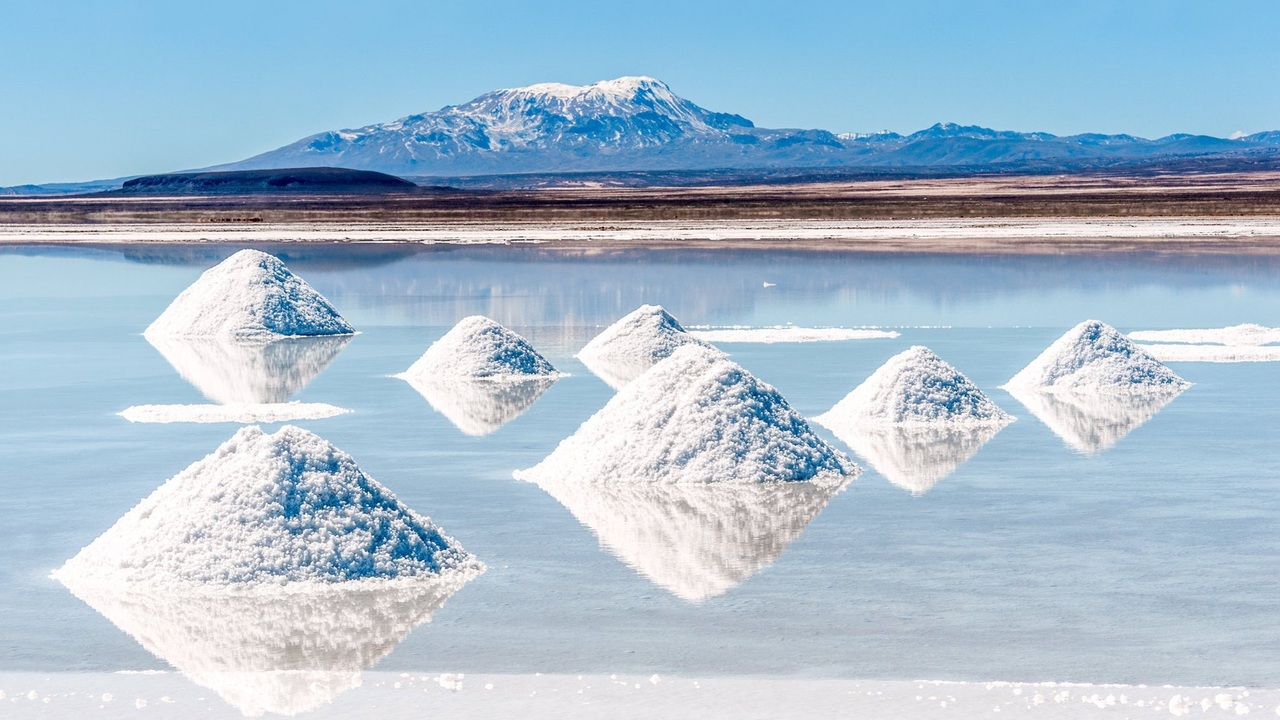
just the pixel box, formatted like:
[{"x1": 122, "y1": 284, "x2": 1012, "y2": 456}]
[{"x1": 4, "y1": 217, "x2": 1280, "y2": 253}]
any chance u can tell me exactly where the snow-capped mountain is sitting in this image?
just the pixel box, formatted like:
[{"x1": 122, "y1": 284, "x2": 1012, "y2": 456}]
[{"x1": 33, "y1": 76, "x2": 1280, "y2": 188}]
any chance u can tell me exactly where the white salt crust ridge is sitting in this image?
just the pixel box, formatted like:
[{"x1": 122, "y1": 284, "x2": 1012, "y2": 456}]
[
  {"x1": 576, "y1": 304, "x2": 712, "y2": 388},
  {"x1": 58, "y1": 576, "x2": 472, "y2": 717},
  {"x1": 54, "y1": 425, "x2": 482, "y2": 587},
  {"x1": 144, "y1": 249, "x2": 355, "y2": 339},
  {"x1": 1003, "y1": 320, "x2": 1189, "y2": 393},
  {"x1": 531, "y1": 476, "x2": 850, "y2": 601},
  {"x1": 688, "y1": 326, "x2": 900, "y2": 343},
  {"x1": 118, "y1": 402, "x2": 351, "y2": 424},
  {"x1": 515, "y1": 344, "x2": 857, "y2": 485},
  {"x1": 1139, "y1": 343, "x2": 1280, "y2": 363},
  {"x1": 815, "y1": 346, "x2": 1014, "y2": 428},
  {"x1": 1129, "y1": 323, "x2": 1280, "y2": 346},
  {"x1": 398, "y1": 316, "x2": 560, "y2": 380}
]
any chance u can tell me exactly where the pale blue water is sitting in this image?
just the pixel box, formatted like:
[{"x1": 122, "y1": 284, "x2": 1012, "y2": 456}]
[{"x1": 2, "y1": 244, "x2": 1279, "y2": 688}]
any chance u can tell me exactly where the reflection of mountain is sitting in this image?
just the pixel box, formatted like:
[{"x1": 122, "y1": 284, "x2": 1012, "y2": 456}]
[
  {"x1": 1006, "y1": 387, "x2": 1185, "y2": 455},
  {"x1": 827, "y1": 423, "x2": 1004, "y2": 495},
  {"x1": 60, "y1": 577, "x2": 472, "y2": 717},
  {"x1": 147, "y1": 335, "x2": 351, "y2": 404},
  {"x1": 531, "y1": 476, "x2": 850, "y2": 602},
  {"x1": 400, "y1": 375, "x2": 557, "y2": 436}
]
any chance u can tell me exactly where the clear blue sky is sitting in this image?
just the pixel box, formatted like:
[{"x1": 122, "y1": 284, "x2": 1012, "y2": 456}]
[{"x1": 2, "y1": 0, "x2": 1277, "y2": 185}]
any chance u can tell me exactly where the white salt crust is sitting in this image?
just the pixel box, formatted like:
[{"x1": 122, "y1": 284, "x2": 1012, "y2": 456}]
[{"x1": 144, "y1": 249, "x2": 355, "y2": 339}]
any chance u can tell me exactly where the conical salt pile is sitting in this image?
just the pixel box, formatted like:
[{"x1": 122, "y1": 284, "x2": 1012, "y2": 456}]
[
  {"x1": 516, "y1": 344, "x2": 856, "y2": 485},
  {"x1": 1004, "y1": 320, "x2": 1189, "y2": 393},
  {"x1": 145, "y1": 249, "x2": 355, "y2": 339},
  {"x1": 398, "y1": 315, "x2": 560, "y2": 380},
  {"x1": 576, "y1": 304, "x2": 711, "y2": 388},
  {"x1": 54, "y1": 425, "x2": 482, "y2": 587},
  {"x1": 815, "y1": 346, "x2": 1014, "y2": 428}
]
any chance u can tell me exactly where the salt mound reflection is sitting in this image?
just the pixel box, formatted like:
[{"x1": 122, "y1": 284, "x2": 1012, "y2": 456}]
[
  {"x1": 531, "y1": 476, "x2": 850, "y2": 602},
  {"x1": 400, "y1": 375, "x2": 557, "y2": 436},
  {"x1": 59, "y1": 576, "x2": 471, "y2": 717},
  {"x1": 827, "y1": 423, "x2": 1005, "y2": 495},
  {"x1": 577, "y1": 353, "x2": 655, "y2": 390},
  {"x1": 1006, "y1": 386, "x2": 1184, "y2": 455},
  {"x1": 147, "y1": 334, "x2": 352, "y2": 404}
]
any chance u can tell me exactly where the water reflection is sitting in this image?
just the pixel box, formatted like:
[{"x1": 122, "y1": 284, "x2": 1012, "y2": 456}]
[
  {"x1": 400, "y1": 375, "x2": 558, "y2": 436},
  {"x1": 531, "y1": 477, "x2": 850, "y2": 602},
  {"x1": 59, "y1": 576, "x2": 472, "y2": 717},
  {"x1": 146, "y1": 335, "x2": 352, "y2": 404},
  {"x1": 576, "y1": 354, "x2": 656, "y2": 390},
  {"x1": 826, "y1": 424, "x2": 1005, "y2": 495},
  {"x1": 1006, "y1": 387, "x2": 1186, "y2": 455}
]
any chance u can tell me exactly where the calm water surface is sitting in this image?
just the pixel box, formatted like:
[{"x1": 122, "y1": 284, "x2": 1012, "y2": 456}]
[{"x1": 1, "y1": 243, "x2": 1279, "y2": 689}]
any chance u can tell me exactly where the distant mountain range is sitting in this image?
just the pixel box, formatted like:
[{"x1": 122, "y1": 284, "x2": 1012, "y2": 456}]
[{"x1": 6, "y1": 76, "x2": 1280, "y2": 194}]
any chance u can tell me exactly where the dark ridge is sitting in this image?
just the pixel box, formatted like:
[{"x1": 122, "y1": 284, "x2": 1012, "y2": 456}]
[{"x1": 113, "y1": 168, "x2": 421, "y2": 195}]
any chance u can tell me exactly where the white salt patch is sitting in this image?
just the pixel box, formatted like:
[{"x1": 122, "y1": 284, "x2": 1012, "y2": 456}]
[
  {"x1": 401, "y1": 375, "x2": 557, "y2": 436},
  {"x1": 576, "y1": 304, "x2": 712, "y2": 388},
  {"x1": 398, "y1": 316, "x2": 561, "y2": 381},
  {"x1": 61, "y1": 575, "x2": 473, "y2": 717},
  {"x1": 145, "y1": 249, "x2": 355, "y2": 339},
  {"x1": 118, "y1": 402, "x2": 351, "y2": 424},
  {"x1": 530, "y1": 473, "x2": 849, "y2": 600},
  {"x1": 1129, "y1": 324, "x2": 1280, "y2": 346},
  {"x1": 1004, "y1": 320, "x2": 1189, "y2": 393},
  {"x1": 817, "y1": 346, "x2": 1013, "y2": 427},
  {"x1": 146, "y1": 334, "x2": 351, "y2": 404},
  {"x1": 516, "y1": 344, "x2": 856, "y2": 486},
  {"x1": 688, "y1": 326, "x2": 900, "y2": 344},
  {"x1": 54, "y1": 425, "x2": 482, "y2": 587},
  {"x1": 1138, "y1": 343, "x2": 1280, "y2": 363}
]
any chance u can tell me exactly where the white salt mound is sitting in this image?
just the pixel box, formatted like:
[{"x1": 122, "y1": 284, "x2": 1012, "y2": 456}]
[
  {"x1": 515, "y1": 344, "x2": 857, "y2": 485},
  {"x1": 54, "y1": 425, "x2": 481, "y2": 587},
  {"x1": 144, "y1": 249, "x2": 355, "y2": 339},
  {"x1": 1003, "y1": 320, "x2": 1189, "y2": 393},
  {"x1": 398, "y1": 315, "x2": 560, "y2": 380},
  {"x1": 576, "y1": 304, "x2": 711, "y2": 388},
  {"x1": 1129, "y1": 323, "x2": 1280, "y2": 347},
  {"x1": 815, "y1": 346, "x2": 1013, "y2": 428}
]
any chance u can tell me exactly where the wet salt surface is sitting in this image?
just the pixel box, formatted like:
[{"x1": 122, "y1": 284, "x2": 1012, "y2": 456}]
[{"x1": 3, "y1": 244, "x2": 1280, "y2": 714}]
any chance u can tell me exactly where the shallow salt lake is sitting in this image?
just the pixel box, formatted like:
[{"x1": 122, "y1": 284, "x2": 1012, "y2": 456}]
[{"x1": 2, "y1": 243, "x2": 1280, "y2": 716}]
